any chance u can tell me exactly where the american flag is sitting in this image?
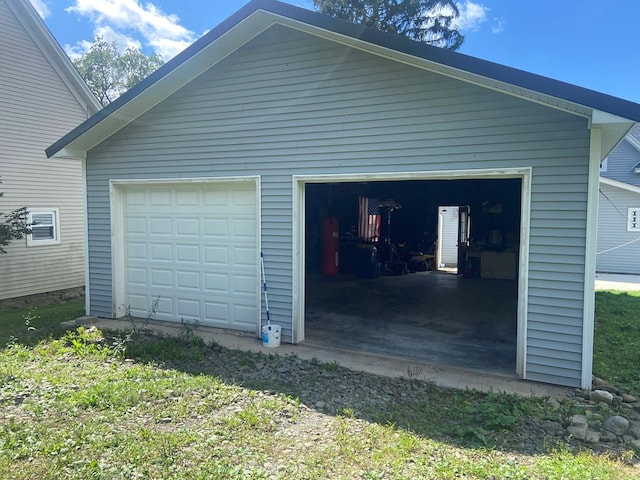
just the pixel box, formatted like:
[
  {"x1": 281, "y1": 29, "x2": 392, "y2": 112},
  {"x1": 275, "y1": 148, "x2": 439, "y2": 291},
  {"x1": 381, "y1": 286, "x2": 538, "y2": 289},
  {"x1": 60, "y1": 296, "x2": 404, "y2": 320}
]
[{"x1": 358, "y1": 196, "x2": 380, "y2": 242}]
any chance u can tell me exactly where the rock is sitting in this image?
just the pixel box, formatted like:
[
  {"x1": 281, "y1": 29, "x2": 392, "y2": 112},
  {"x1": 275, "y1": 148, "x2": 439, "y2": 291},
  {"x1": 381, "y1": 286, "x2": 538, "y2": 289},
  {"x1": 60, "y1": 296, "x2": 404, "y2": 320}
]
[
  {"x1": 623, "y1": 394, "x2": 639, "y2": 403},
  {"x1": 570, "y1": 414, "x2": 588, "y2": 427},
  {"x1": 540, "y1": 420, "x2": 564, "y2": 435},
  {"x1": 603, "y1": 415, "x2": 629, "y2": 436},
  {"x1": 589, "y1": 390, "x2": 614, "y2": 404},
  {"x1": 584, "y1": 430, "x2": 600, "y2": 444},
  {"x1": 631, "y1": 439, "x2": 640, "y2": 454},
  {"x1": 595, "y1": 384, "x2": 619, "y2": 394},
  {"x1": 629, "y1": 421, "x2": 640, "y2": 439},
  {"x1": 567, "y1": 425, "x2": 588, "y2": 440},
  {"x1": 546, "y1": 398, "x2": 561, "y2": 409},
  {"x1": 600, "y1": 431, "x2": 618, "y2": 442},
  {"x1": 315, "y1": 401, "x2": 326, "y2": 410},
  {"x1": 574, "y1": 404, "x2": 598, "y2": 412},
  {"x1": 592, "y1": 376, "x2": 608, "y2": 387}
]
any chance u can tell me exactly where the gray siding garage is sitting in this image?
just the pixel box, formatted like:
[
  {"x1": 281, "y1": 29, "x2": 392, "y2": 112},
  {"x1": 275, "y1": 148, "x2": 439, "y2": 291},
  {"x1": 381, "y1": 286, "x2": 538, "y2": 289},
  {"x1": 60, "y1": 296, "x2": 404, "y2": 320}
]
[{"x1": 48, "y1": 0, "x2": 640, "y2": 388}]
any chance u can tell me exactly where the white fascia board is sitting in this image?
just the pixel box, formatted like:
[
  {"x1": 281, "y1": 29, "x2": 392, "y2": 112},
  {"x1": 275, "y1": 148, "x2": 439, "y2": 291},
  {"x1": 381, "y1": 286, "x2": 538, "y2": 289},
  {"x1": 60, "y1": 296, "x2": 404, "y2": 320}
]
[
  {"x1": 600, "y1": 176, "x2": 640, "y2": 195},
  {"x1": 50, "y1": 147, "x2": 87, "y2": 160},
  {"x1": 626, "y1": 132, "x2": 640, "y2": 153}
]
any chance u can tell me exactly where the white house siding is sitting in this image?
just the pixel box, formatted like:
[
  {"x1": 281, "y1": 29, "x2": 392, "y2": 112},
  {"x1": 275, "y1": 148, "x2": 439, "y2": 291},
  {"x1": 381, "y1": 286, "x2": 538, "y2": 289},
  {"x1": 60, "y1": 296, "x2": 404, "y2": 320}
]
[
  {"x1": 596, "y1": 182, "x2": 640, "y2": 274},
  {"x1": 84, "y1": 26, "x2": 591, "y2": 387},
  {"x1": 0, "y1": 0, "x2": 88, "y2": 299}
]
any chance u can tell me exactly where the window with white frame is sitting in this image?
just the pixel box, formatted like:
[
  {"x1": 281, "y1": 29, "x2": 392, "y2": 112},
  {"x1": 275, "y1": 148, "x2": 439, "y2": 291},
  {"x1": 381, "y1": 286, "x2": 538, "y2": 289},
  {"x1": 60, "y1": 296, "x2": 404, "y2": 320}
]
[
  {"x1": 600, "y1": 157, "x2": 608, "y2": 172},
  {"x1": 628, "y1": 208, "x2": 640, "y2": 232},
  {"x1": 27, "y1": 208, "x2": 60, "y2": 246}
]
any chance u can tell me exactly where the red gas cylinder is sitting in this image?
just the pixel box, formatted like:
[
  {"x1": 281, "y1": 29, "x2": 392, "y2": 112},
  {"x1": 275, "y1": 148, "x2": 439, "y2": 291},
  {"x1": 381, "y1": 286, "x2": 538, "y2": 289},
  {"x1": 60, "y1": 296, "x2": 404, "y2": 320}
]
[{"x1": 321, "y1": 217, "x2": 339, "y2": 276}]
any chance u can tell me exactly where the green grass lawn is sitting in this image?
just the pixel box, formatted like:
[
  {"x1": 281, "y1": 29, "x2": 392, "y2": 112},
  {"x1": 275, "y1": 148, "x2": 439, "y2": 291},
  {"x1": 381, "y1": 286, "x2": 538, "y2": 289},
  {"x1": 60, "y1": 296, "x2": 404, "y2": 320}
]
[
  {"x1": 593, "y1": 290, "x2": 640, "y2": 394},
  {"x1": 0, "y1": 300, "x2": 84, "y2": 345},
  {"x1": 0, "y1": 292, "x2": 638, "y2": 478}
]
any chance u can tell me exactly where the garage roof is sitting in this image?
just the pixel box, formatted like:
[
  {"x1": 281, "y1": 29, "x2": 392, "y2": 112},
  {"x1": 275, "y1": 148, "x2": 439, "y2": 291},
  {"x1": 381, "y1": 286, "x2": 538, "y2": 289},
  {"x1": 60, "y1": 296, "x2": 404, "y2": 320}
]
[{"x1": 46, "y1": 0, "x2": 640, "y2": 159}]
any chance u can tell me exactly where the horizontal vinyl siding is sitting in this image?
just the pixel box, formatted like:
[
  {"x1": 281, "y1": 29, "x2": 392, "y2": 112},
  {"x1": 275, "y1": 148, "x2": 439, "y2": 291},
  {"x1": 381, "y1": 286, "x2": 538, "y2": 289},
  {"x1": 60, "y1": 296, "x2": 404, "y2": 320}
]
[
  {"x1": 86, "y1": 26, "x2": 591, "y2": 386},
  {"x1": 602, "y1": 139, "x2": 640, "y2": 187},
  {"x1": 0, "y1": 0, "x2": 89, "y2": 300},
  {"x1": 596, "y1": 183, "x2": 640, "y2": 274}
]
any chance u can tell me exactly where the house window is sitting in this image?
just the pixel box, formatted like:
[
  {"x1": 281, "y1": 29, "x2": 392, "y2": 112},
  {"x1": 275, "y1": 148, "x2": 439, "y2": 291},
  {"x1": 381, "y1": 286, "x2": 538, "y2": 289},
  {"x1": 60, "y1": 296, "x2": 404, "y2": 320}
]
[
  {"x1": 27, "y1": 208, "x2": 60, "y2": 246},
  {"x1": 629, "y1": 208, "x2": 640, "y2": 232},
  {"x1": 599, "y1": 157, "x2": 608, "y2": 172}
]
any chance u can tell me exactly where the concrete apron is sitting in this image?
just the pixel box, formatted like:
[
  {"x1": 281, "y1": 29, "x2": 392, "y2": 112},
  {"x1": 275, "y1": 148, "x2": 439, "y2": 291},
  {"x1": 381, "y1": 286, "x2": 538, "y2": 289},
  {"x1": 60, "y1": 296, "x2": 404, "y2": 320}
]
[
  {"x1": 595, "y1": 273, "x2": 640, "y2": 292},
  {"x1": 67, "y1": 316, "x2": 571, "y2": 399}
]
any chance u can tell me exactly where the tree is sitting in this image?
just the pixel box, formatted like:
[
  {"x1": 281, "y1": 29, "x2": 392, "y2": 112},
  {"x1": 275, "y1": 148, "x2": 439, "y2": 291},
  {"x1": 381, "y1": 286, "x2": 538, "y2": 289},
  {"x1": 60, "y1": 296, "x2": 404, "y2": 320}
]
[
  {"x1": 313, "y1": 0, "x2": 464, "y2": 50},
  {"x1": 73, "y1": 36, "x2": 164, "y2": 107},
  {"x1": 0, "y1": 180, "x2": 30, "y2": 255}
]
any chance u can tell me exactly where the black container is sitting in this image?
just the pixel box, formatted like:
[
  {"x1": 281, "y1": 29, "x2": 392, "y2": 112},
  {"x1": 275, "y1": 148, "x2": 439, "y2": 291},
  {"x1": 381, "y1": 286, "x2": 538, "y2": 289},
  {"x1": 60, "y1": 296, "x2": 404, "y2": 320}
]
[{"x1": 354, "y1": 244, "x2": 380, "y2": 278}]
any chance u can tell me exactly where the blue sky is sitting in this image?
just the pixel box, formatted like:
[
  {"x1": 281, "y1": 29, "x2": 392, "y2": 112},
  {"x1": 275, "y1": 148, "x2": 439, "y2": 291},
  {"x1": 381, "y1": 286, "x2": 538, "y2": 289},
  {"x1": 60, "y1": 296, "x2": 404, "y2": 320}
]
[{"x1": 30, "y1": 0, "x2": 640, "y2": 103}]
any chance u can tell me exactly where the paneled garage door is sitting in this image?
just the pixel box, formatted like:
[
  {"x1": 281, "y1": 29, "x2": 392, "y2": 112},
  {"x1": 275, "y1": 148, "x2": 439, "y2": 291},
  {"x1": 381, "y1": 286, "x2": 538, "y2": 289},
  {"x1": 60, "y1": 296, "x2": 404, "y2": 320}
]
[{"x1": 121, "y1": 180, "x2": 259, "y2": 331}]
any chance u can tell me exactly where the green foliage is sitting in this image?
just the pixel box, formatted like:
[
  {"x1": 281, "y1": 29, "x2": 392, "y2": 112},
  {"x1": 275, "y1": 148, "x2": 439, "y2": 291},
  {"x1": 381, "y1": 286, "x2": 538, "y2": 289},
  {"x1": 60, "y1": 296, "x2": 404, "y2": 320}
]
[
  {"x1": 593, "y1": 290, "x2": 640, "y2": 394},
  {"x1": 121, "y1": 332, "x2": 210, "y2": 362},
  {"x1": 0, "y1": 178, "x2": 30, "y2": 255},
  {"x1": 73, "y1": 36, "x2": 164, "y2": 106},
  {"x1": 58, "y1": 326, "x2": 112, "y2": 358},
  {"x1": 313, "y1": 0, "x2": 464, "y2": 49}
]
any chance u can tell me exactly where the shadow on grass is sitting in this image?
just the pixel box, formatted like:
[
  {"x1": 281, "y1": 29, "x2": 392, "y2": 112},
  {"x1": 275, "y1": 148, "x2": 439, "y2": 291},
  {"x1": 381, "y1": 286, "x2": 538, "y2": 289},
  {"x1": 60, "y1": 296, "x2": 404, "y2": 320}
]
[{"x1": 107, "y1": 329, "x2": 574, "y2": 457}]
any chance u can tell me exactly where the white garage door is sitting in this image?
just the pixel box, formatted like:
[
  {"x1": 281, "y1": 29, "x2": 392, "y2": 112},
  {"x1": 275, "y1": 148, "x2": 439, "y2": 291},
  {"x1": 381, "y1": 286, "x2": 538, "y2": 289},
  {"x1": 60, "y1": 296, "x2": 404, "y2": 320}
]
[{"x1": 121, "y1": 180, "x2": 258, "y2": 331}]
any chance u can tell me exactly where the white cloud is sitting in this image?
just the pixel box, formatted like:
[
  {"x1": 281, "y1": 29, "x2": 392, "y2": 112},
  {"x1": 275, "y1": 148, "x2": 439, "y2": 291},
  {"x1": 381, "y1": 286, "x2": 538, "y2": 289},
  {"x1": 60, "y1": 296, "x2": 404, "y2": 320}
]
[
  {"x1": 491, "y1": 18, "x2": 506, "y2": 34},
  {"x1": 65, "y1": 0, "x2": 197, "y2": 60},
  {"x1": 454, "y1": 1, "x2": 489, "y2": 32},
  {"x1": 29, "y1": 0, "x2": 51, "y2": 18}
]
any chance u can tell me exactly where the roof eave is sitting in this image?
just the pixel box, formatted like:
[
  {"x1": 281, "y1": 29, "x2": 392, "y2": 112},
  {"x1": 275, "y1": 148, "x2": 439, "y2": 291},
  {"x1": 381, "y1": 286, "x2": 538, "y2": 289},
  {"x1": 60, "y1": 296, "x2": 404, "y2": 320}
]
[{"x1": 600, "y1": 176, "x2": 640, "y2": 195}]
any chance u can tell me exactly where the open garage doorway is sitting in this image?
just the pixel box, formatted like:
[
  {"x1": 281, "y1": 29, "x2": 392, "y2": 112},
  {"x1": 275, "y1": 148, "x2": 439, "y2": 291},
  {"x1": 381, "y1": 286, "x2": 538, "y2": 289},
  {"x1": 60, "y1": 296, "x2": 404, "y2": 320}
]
[{"x1": 295, "y1": 171, "x2": 527, "y2": 377}]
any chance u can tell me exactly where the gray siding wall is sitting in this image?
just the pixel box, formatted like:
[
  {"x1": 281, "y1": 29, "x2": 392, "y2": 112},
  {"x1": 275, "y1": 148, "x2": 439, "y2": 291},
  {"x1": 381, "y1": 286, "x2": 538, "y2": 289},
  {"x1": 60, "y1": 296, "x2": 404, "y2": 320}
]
[
  {"x1": 596, "y1": 182, "x2": 640, "y2": 274},
  {"x1": 602, "y1": 139, "x2": 640, "y2": 187},
  {"x1": 85, "y1": 26, "x2": 591, "y2": 387},
  {"x1": 0, "y1": 0, "x2": 88, "y2": 300}
]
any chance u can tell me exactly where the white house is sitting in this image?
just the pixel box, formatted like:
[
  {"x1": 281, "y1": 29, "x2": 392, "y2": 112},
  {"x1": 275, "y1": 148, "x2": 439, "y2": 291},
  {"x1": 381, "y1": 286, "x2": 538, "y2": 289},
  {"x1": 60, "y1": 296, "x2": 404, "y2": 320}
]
[{"x1": 0, "y1": 0, "x2": 100, "y2": 301}]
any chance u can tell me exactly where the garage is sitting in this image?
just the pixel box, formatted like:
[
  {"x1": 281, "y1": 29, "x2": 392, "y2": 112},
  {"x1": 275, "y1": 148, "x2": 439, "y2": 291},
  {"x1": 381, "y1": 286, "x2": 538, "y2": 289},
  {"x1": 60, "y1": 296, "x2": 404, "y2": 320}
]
[
  {"x1": 295, "y1": 171, "x2": 526, "y2": 375},
  {"x1": 111, "y1": 179, "x2": 260, "y2": 332},
  {"x1": 46, "y1": 1, "x2": 640, "y2": 388}
]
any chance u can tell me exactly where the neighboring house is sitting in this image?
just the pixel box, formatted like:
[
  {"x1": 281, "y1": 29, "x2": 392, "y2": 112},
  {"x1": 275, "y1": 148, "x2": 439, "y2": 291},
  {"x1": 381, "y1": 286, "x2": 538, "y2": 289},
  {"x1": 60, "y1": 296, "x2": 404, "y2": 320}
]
[
  {"x1": 597, "y1": 124, "x2": 640, "y2": 274},
  {"x1": 0, "y1": 0, "x2": 100, "y2": 300},
  {"x1": 47, "y1": 0, "x2": 640, "y2": 389}
]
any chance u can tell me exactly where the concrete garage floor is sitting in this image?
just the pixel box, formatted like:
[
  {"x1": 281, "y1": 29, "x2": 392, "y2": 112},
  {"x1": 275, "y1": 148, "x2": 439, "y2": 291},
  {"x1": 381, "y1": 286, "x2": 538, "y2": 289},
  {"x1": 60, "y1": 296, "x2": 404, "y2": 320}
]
[{"x1": 304, "y1": 272, "x2": 518, "y2": 377}]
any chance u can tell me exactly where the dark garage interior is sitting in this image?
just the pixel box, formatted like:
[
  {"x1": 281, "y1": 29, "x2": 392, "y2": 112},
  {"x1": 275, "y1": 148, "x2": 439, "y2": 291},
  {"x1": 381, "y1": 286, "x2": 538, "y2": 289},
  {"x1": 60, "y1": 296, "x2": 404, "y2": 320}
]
[{"x1": 303, "y1": 178, "x2": 523, "y2": 376}]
